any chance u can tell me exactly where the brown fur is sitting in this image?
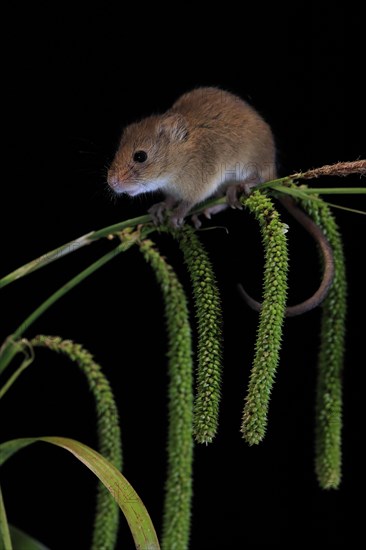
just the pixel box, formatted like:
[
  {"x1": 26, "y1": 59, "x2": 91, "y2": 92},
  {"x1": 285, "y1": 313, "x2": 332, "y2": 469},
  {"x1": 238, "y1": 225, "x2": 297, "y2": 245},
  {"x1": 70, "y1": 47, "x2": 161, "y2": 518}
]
[
  {"x1": 108, "y1": 87, "x2": 276, "y2": 225},
  {"x1": 108, "y1": 88, "x2": 334, "y2": 315}
]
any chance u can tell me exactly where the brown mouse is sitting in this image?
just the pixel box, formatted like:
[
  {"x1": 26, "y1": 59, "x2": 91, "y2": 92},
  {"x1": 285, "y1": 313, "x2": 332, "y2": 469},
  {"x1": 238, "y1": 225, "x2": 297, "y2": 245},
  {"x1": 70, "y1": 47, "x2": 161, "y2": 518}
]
[
  {"x1": 108, "y1": 87, "x2": 334, "y2": 314},
  {"x1": 107, "y1": 87, "x2": 276, "y2": 227}
]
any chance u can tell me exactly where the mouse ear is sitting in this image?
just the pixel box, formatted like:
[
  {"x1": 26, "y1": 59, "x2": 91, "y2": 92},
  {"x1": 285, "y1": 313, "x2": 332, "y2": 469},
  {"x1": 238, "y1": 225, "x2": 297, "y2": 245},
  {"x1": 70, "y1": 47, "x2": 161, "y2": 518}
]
[{"x1": 158, "y1": 113, "x2": 189, "y2": 141}]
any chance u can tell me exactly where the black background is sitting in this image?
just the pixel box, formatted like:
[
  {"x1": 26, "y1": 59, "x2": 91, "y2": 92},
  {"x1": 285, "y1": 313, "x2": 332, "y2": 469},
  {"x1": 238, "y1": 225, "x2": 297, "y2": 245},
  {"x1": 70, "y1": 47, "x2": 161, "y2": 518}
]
[{"x1": 1, "y1": 5, "x2": 365, "y2": 549}]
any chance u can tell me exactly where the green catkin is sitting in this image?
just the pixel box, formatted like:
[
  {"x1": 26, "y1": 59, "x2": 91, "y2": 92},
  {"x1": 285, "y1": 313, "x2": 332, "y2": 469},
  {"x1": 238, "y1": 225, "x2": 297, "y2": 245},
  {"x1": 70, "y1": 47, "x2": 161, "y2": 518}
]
[
  {"x1": 139, "y1": 239, "x2": 193, "y2": 550},
  {"x1": 177, "y1": 226, "x2": 223, "y2": 444},
  {"x1": 299, "y1": 197, "x2": 346, "y2": 489},
  {"x1": 31, "y1": 335, "x2": 122, "y2": 550},
  {"x1": 241, "y1": 191, "x2": 289, "y2": 445}
]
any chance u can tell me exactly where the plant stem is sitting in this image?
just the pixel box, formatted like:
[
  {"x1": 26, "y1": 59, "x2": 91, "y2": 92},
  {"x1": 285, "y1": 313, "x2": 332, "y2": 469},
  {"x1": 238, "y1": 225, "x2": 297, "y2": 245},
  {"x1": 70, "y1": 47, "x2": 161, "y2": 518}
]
[
  {"x1": 0, "y1": 217, "x2": 150, "y2": 289},
  {"x1": 1, "y1": 161, "x2": 365, "y2": 290},
  {"x1": 0, "y1": 485, "x2": 12, "y2": 550},
  {"x1": 13, "y1": 244, "x2": 128, "y2": 340},
  {"x1": 0, "y1": 239, "x2": 137, "y2": 376},
  {"x1": 297, "y1": 187, "x2": 366, "y2": 194},
  {"x1": 0, "y1": 346, "x2": 34, "y2": 400}
]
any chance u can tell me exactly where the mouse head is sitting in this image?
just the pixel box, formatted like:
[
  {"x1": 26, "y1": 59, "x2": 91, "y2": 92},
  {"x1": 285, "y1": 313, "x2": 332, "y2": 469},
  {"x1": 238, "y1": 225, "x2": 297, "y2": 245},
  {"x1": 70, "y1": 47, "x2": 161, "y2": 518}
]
[{"x1": 107, "y1": 113, "x2": 188, "y2": 196}]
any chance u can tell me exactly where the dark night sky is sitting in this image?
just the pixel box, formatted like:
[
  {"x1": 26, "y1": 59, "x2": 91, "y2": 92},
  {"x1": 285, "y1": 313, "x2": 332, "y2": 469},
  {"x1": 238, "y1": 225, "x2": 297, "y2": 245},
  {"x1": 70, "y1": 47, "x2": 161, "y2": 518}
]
[{"x1": 1, "y1": 5, "x2": 365, "y2": 549}]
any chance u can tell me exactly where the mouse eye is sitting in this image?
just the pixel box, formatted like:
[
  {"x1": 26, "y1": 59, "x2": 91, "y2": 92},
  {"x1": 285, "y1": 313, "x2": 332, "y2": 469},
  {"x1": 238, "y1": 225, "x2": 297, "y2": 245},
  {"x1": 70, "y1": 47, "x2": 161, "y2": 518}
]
[{"x1": 133, "y1": 150, "x2": 148, "y2": 163}]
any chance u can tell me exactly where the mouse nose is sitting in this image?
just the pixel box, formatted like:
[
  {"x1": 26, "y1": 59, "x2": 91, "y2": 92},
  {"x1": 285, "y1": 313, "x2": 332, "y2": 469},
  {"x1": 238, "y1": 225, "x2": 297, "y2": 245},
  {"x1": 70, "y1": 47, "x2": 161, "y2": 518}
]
[{"x1": 107, "y1": 172, "x2": 121, "y2": 190}]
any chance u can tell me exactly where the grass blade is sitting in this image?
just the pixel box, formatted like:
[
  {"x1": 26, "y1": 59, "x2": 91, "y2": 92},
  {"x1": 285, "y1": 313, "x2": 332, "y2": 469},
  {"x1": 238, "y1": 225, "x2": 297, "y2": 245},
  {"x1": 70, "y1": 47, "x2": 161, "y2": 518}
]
[
  {"x1": 8, "y1": 526, "x2": 50, "y2": 550},
  {"x1": 0, "y1": 485, "x2": 12, "y2": 550},
  {"x1": 0, "y1": 437, "x2": 160, "y2": 550}
]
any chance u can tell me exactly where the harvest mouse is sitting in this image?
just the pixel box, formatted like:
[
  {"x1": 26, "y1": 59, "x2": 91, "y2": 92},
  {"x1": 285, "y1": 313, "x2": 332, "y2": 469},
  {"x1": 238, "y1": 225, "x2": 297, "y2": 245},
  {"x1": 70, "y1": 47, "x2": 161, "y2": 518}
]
[
  {"x1": 108, "y1": 87, "x2": 334, "y2": 314},
  {"x1": 107, "y1": 87, "x2": 276, "y2": 227}
]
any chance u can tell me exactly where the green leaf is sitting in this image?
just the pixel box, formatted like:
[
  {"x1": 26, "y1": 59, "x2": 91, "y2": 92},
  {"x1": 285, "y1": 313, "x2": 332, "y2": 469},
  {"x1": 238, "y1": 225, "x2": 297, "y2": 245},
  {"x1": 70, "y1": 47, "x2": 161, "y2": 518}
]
[
  {"x1": 8, "y1": 526, "x2": 50, "y2": 550},
  {"x1": 0, "y1": 342, "x2": 34, "y2": 401},
  {"x1": 0, "y1": 485, "x2": 12, "y2": 550},
  {"x1": 0, "y1": 437, "x2": 160, "y2": 550}
]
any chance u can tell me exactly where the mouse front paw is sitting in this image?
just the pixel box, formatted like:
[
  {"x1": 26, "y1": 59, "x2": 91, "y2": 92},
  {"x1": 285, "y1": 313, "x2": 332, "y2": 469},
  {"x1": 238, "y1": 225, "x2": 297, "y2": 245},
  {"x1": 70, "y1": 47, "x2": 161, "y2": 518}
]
[
  {"x1": 148, "y1": 201, "x2": 170, "y2": 225},
  {"x1": 148, "y1": 202, "x2": 185, "y2": 228}
]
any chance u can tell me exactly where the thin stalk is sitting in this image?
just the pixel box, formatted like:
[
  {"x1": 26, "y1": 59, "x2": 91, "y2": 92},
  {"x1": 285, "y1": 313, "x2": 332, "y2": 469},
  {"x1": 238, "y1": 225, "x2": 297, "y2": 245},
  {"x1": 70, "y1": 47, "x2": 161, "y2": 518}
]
[
  {"x1": 292, "y1": 159, "x2": 366, "y2": 179},
  {"x1": 0, "y1": 216, "x2": 150, "y2": 289},
  {"x1": 12, "y1": 243, "x2": 130, "y2": 340},
  {"x1": 0, "y1": 485, "x2": 12, "y2": 550},
  {"x1": 1, "y1": 168, "x2": 364, "y2": 290},
  {"x1": 0, "y1": 345, "x2": 34, "y2": 400},
  {"x1": 296, "y1": 187, "x2": 366, "y2": 194},
  {"x1": 0, "y1": 238, "x2": 137, "y2": 376}
]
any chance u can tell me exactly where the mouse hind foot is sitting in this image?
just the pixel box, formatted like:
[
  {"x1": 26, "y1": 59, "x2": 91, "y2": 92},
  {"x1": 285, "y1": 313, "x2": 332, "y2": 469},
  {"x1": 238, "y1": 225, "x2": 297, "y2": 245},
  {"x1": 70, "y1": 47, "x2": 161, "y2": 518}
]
[{"x1": 191, "y1": 203, "x2": 228, "y2": 228}]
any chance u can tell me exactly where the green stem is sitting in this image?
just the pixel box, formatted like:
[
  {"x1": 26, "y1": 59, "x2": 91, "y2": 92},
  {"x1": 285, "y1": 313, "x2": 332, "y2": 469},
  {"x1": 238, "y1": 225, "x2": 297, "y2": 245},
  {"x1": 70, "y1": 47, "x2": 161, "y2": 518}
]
[
  {"x1": 0, "y1": 231, "x2": 95, "y2": 289},
  {"x1": 0, "y1": 340, "x2": 25, "y2": 382},
  {"x1": 298, "y1": 187, "x2": 366, "y2": 194},
  {"x1": 0, "y1": 485, "x2": 12, "y2": 550},
  {"x1": 1, "y1": 177, "x2": 364, "y2": 290},
  {"x1": 0, "y1": 216, "x2": 150, "y2": 289},
  {"x1": 13, "y1": 243, "x2": 130, "y2": 340},
  {"x1": 0, "y1": 196, "x2": 226, "y2": 289},
  {"x1": 0, "y1": 344, "x2": 34, "y2": 400},
  {"x1": 0, "y1": 239, "x2": 137, "y2": 376},
  {"x1": 255, "y1": 176, "x2": 294, "y2": 189}
]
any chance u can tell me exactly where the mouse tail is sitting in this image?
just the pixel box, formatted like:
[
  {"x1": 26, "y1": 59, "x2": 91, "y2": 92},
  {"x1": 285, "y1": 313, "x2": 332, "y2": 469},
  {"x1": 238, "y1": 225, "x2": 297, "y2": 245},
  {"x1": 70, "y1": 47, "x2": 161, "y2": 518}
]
[{"x1": 239, "y1": 195, "x2": 335, "y2": 317}]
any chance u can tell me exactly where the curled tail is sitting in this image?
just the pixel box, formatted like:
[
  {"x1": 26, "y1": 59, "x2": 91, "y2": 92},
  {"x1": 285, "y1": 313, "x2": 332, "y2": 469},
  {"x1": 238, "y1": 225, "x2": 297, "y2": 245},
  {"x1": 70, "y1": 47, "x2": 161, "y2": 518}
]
[{"x1": 239, "y1": 195, "x2": 334, "y2": 317}]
